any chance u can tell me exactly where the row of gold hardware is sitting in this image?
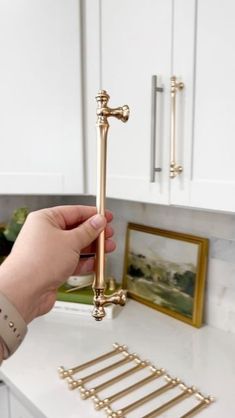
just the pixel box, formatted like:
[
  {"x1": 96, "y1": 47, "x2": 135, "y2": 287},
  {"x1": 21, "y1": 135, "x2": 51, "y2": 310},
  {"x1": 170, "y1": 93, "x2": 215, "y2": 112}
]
[
  {"x1": 142, "y1": 384, "x2": 196, "y2": 418},
  {"x1": 58, "y1": 343, "x2": 214, "y2": 417},
  {"x1": 58, "y1": 342, "x2": 127, "y2": 379},
  {"x1": 67, "y1": 352, "x2": 137, "y2": 391},
  {"x1": 93, "y1": 367, "x2": 164, "y2": 410},
  {"x1": 80, "y1": 359, "x2": 150, "y2": 400},
  {"x1": 106, "y1": 375, "x2": 181, "y2": 417}
]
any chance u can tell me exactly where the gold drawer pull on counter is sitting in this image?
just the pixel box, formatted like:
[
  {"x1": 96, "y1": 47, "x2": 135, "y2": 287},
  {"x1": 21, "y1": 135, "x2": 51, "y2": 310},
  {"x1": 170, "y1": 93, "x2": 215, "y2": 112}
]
[
  {"x1": 58, "y1": 343, "x2": 215, "y2": 417},
  {"x1": 93, "y1": 366, "x2": 164, "y2": 411},
  {"x1": 68, "y1": 352, "x2": 136, "y2": 390},
  {"x1": 58, "y1": 343, "x2": 127, "y2": 379},
  {"x1": 81, "y1": 358, "x2": 149, "y2": 400},
  {"x1": 142, "y1": 384, "x2": 197, "y2": 418},
  {"x1": 180, "y1": 393, "x2": 214, "y2": 418},
  {"x1": 105, "y1": 375, "x2": 181, "y2": 417}
]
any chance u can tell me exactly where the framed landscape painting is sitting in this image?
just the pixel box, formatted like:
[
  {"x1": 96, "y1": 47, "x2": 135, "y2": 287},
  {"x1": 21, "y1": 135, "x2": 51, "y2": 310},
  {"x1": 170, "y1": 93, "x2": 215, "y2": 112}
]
[{"x1": 122, "y1": 223, "x2": 208, "y2": 327}]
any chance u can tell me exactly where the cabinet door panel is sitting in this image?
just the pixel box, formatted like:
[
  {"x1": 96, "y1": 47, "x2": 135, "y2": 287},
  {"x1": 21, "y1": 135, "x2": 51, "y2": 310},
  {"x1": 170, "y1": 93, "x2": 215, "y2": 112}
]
[
  {"x1": 0, "y1": 382, "x2": 9, "y2": 418},
  {"x1": 170, "y1": 0, "x2": 196, "y2": 206},
  {"x1": 102, "y1": 0, "x2": 172, "y2": 204},
  {"x1": 0, "y1": 0, "x2": 84, "y2": 194},
  {"x1": 9, "y1": 392, "x2": 35, "y2": 418},
  {"x1": 86, "y1": 0, "x2": 172, "y2": 204},
  {"x1": 190, "y1": 0, "x2": 235, "y2": 211}
]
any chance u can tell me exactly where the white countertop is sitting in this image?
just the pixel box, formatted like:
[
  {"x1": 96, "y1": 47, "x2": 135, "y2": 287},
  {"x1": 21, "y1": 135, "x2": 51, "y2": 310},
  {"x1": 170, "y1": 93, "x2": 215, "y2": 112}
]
[{"x1": 1, "y1": 300, "x2": 235, "y2": 418}]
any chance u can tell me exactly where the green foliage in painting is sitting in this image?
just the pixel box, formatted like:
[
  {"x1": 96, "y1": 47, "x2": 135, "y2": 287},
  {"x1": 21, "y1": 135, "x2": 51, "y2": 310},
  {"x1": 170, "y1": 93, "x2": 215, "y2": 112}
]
[{"x1": 126, "y1": 252, "x2": 196, "y2": 318}]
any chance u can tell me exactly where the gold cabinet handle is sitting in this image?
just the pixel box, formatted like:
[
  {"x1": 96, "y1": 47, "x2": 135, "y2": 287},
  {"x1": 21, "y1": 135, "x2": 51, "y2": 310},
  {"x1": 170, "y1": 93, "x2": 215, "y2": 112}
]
[
  {"x1": 92, "y1": 90, "x2": 129, "y2": 321},
  {"x1": 170, "y1": 76, "x2": 184, "y2": 178}
]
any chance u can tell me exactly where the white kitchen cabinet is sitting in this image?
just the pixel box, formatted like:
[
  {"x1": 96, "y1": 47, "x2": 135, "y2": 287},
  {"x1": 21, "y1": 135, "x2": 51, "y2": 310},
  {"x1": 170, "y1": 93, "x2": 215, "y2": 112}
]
[
  {"x1": 175, "y1": 0, "x2": 235, "y2": 212},
  {"x1": 9, "y1": 391, "x2": 35, "y2": 418},
  {"x1": 0, "y1": 381, "x2": 42, "y2": 418},
  {"x1": 85, "y1": 0, "x2": 235, "y2": 213},
  {"x1": 0, "y1": 0, "x2": 84, "y2": 195},
  {"x1": 0, "y1": 382, "x2": 10, "y2": 418},
  {"x1": 84, "y1": 0, "x2": 173, "y2": 204},
  {"x1": 84, "y1": 0, "x2": 195, "y2": 206}
]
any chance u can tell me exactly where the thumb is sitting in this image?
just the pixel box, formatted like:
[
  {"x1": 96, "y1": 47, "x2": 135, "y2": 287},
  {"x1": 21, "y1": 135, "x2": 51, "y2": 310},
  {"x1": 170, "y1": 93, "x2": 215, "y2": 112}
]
[{"x1": 73, "y1": 214, "x2": 107, "y2": 251}]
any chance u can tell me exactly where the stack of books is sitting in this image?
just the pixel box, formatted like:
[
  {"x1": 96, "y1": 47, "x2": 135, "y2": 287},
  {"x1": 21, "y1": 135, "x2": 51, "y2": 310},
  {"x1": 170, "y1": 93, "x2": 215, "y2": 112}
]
[{"x1": 54, "y1": 284, "x2": 122, "y2": 319}]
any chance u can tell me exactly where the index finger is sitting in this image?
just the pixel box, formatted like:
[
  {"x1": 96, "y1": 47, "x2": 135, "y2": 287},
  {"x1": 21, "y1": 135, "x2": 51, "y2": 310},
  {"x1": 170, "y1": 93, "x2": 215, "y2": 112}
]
[{"x1": 47, "y1": 205, "x2": 113, "y2": 229}]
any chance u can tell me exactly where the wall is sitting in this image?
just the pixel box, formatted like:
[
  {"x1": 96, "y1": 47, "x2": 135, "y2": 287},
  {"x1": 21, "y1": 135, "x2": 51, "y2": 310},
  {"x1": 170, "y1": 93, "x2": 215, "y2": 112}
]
[{"x1": 1, "y1": 195, "x2": 235, "y2": 334}]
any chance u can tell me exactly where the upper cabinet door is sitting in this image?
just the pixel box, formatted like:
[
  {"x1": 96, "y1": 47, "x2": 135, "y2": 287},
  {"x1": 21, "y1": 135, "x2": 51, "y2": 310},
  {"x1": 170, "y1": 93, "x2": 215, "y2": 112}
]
[
  {"x1": 173, "y1": 0, "x2": 235, "y2": 212},
  {"x1": 85, "y1": 0, "x2": 173, "y2": 204},
  {"x1": 0, "y1": 0, "x2": 84, "y2": 194},
  {"x1": 191, "y1": 0, "x2": 235, "y2": 212},
  {"x1": 86, "y1": 0, "x2": 235, "y2": 212}
]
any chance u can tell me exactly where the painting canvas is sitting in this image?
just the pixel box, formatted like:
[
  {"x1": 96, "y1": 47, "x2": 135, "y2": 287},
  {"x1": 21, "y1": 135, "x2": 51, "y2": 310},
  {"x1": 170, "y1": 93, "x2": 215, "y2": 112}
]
[{"x1": 123, "y1": 223, "x2": 208, "y2": 327}]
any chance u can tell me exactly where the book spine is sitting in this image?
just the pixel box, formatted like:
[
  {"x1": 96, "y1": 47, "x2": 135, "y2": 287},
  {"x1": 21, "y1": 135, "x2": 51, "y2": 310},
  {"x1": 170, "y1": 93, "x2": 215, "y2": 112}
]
[{"x1": 53, "y1": 301, "x2": 115, "y2": 319}]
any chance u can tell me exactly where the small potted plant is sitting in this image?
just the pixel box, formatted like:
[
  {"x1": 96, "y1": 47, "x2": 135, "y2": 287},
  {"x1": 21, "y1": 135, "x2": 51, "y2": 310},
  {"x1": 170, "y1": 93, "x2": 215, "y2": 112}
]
[{"x1": 0, "y1": 207, "x2": 28, "y2": 264}]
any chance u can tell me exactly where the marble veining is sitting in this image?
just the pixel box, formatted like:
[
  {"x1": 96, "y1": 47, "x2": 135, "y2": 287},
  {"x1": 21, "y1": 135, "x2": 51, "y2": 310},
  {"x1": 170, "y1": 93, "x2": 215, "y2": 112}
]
[{"x1": 210, "y1": 237, "x2": 235, "y2": 263}]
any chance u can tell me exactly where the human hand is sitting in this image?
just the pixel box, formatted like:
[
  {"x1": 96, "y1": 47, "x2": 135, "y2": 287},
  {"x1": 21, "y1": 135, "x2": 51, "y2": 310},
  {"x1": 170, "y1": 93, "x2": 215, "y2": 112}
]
[{"x1": 0, "y1": 205, "x2": 115, "y2": 323}]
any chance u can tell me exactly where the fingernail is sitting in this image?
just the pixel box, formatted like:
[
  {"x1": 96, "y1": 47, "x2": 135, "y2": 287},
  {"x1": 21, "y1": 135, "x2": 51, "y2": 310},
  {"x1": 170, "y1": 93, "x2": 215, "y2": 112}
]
[{"x1": 90, "y1": 214, "x2": 106, "y2": 230}]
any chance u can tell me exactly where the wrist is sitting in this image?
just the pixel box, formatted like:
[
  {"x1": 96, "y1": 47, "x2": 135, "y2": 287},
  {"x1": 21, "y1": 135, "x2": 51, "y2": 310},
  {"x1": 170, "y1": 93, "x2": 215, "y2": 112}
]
[
  {"x1": 0, "y1": 256, "x2": 36, "y2": 324},
  {"x1": 0, "y1": 292, "x2": 27, "y2": 357},
  {"x1": 0, "y1": 336, "x2": 10, "y2": 361}
]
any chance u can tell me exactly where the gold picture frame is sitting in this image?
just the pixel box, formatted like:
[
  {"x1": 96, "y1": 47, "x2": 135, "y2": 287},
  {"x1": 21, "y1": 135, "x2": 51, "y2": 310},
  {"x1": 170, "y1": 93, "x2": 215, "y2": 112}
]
[{"x1": 122, "y1": 223, "x2": 208, "y2": 327}]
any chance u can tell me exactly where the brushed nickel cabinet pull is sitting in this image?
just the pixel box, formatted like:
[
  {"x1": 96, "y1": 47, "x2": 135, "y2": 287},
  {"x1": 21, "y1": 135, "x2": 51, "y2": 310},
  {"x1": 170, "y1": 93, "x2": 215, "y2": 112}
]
[
  {"x1": 170, "y1": 75, "x2": 184, "y2": 178},
  {"x1": 150, "y1": 75, "x2": 163, "y2": 182}
]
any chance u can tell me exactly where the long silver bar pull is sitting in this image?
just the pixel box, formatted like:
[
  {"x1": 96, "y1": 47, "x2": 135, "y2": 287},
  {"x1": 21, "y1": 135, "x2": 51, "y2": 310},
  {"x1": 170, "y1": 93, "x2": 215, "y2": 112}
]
[{"x1": 150, "y1": 75, "x2": 163, "y2": 182}]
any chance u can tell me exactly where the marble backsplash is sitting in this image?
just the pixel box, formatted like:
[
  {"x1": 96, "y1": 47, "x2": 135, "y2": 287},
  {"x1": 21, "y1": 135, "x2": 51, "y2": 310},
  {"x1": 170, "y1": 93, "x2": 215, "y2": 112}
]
[{"x1": 1, "y1": 194, "x2": 235, "y2": 334}]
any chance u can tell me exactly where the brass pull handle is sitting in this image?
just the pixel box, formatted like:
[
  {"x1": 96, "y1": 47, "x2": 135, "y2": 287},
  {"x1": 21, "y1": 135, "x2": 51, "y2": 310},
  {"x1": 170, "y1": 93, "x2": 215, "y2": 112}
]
[
  {"x1": 170, "y1": 76, "x2": 184, "y2": 178},
  {"x1": 93, "y1": 90, "x2": 129, "y2": 321},
  {"x1": 57, "y1": 343, "x2": 127, "y2": 379},
  {"x1": 150, "y1": 75, "x2": 163, "y2": 182}
]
